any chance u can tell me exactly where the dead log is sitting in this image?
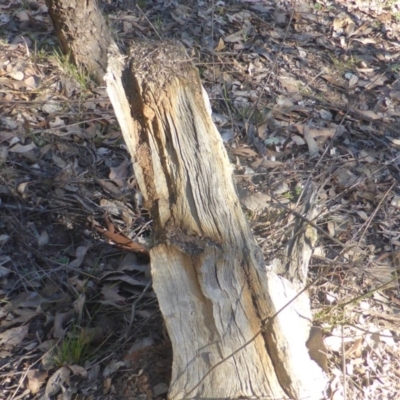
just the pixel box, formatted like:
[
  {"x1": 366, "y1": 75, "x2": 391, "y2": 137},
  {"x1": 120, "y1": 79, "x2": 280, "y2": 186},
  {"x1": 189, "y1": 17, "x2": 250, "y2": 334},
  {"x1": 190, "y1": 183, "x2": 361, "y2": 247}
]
[{"x1": 105, "y1": 41, "x2": 327, "y2": 399}]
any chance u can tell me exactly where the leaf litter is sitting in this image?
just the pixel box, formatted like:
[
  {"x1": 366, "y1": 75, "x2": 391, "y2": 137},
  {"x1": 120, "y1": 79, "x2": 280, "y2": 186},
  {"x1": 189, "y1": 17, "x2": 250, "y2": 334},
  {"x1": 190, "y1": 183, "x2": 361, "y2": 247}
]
[{"x1": 1, "y1": 0, "x2": 400, "y2": 398}]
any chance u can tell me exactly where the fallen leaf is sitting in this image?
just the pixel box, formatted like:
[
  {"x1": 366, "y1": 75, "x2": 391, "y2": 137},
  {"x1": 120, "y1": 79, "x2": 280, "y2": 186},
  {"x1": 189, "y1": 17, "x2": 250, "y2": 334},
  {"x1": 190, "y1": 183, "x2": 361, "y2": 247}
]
[
  {"x1": 68, "y1": 364, "x2": 87, "y2": 377},
  {"x1": 7, "y1": 71, "x2": 24, "y2": 81},
  {"x1": 109, "y1": 158, "x2": 130, "y2": 188},
  {"x1": 240, "y1": 192, "x2": 272, "y2": 213},
  {"x1": 54, "y1": 310, "x2": 74, "y2": 338},
  {"x1": 103, "y1": 359, "x2": 125, "y2": 378},
  {"x1": 74, "y1": 293, "x2": 85, "y2": 322},
  {"x1": 214, "y1": 37, "x2": 225, "y2": 51},
  {"x1": 357, "y1": 110, "x2": 383, "y2": 120},
  {"x1": 45, "y1": 367, "x2": 70, "y2": 398},
  {"x1": 92, "y1": 214, "x2": 149, "y2": 254},
  {"x1": 15, "y1": 10, "x2": 30, "y2": 21},
  {"x1": 27, "y1": 369, "x2": 48, "y2": 394},
  {"x1": 303, "y1": 124, "x2": 319, "y2": 159},
  {"x1": 9, "y1": 142, "x2": 37, "y2": 153},
  {"x1": 224, "y1": 30, "x2": 244, "y2": 43},
  {"x1": 103, "y1": 377, "x2": 112, "y2": 394},
  {"x1": 0, "y1": 324, "x2": 29, "y2": 349},
  {"x1": 233, "y1": 147, "x2": 258, "y2": 157},
  {"x1": 67, "y1": 245, "x2": 89, "y2": 268},
  {"x1": 102, "y1": 284, "x2": 125, "y2": 303},
  {"x1": 345, "y1": 337, "x2": 363, "y2": 358}
]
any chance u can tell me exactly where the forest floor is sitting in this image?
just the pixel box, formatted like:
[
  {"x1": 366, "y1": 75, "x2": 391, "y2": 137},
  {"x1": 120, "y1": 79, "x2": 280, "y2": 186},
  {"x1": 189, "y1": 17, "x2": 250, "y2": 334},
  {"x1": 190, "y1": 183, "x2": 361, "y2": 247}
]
[{"x1": 1, "y1": 0, "x2": 400, "y2": 399}]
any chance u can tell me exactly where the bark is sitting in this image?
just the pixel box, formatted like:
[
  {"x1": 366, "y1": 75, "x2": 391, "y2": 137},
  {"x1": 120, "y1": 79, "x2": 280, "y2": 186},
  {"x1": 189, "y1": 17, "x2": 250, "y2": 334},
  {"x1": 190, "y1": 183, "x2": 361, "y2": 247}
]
[
  {"x1": 45, "y1": 0, "x2": 115, "y2": 85},
  {"x1": 105, "y1": 41, "x2": 327, "y2": 400}
]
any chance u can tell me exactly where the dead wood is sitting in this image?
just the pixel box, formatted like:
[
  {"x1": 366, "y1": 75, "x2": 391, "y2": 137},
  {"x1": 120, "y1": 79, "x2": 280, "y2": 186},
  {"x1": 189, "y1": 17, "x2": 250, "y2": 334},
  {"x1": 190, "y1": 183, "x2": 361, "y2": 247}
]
[{"x1": 105, "y1": 41, "x2": 327, "y2": 399}]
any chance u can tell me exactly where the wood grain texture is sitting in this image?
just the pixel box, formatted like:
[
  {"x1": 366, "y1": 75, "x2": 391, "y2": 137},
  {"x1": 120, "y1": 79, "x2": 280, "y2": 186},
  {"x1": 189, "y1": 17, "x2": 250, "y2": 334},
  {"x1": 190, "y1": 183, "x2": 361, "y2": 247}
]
[{"x1": 105, "y1": 41, "x2": 326, "y2": 400}]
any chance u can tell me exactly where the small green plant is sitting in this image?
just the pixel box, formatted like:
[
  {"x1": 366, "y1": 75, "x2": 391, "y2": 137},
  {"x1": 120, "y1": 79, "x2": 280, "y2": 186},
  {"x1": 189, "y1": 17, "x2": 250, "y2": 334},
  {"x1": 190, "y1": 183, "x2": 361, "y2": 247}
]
[
  {"x1": 137, "y1": 0, "x2": 147, "y2": 8},
  {"x1": 282, "y1": 191, "x2": 294, "y2": 201},
  {"x1": 389, "y1": 64, "x2": 400, "y2": 73},
  {"x1": 329, "y1": 54, "x2": 360, "y2": 73},
  {"x1": 383, "y1": 0, "x2": 399, "y2": 10},
  {"x1": 52, "y1": 49, "x2": 91, "y2": 89},
  {"x1": 314, "y1": 3, "x2": 322, "y2": 11},
  {"x1": 235, "y1": 105, "x2": 265, "y2": 125},
  {"x1": 153, "y1": 15, "x2": 163, "y2": 33},
  {"x1": 54, "y1": 326, "x2": 92, "y2": 366},
  {"x1": 32, "y1": 47, "x2": 49, "y2": 63}
]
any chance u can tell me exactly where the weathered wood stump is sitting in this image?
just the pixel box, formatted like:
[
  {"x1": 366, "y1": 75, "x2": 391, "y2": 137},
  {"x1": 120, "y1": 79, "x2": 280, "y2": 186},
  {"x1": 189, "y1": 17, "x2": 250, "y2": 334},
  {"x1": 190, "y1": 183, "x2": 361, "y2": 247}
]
[{"x1": 105, "y1": 41, "x2": 326, "y2": 400}]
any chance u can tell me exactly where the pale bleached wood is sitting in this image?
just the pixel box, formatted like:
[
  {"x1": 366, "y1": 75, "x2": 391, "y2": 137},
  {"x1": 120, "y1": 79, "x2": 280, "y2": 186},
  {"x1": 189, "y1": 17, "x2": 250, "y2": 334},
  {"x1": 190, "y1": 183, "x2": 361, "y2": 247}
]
[{"x1": 105, "y1": 41, "x2": 327, "y2": 400}]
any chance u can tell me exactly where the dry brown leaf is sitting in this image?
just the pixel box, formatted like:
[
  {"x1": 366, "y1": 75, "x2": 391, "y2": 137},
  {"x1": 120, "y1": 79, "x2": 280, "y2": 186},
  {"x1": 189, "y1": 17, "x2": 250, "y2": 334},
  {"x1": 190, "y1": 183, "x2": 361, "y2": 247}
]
[
  {"x1": 7, "y1": 70, "x2": 24, "y2": 81},
  {"x1": 0, "y1": 309, "x2": 37, "y2": 328},
  {"x1": 24, "y1": 76, "x2": 38, "y2": 89},
  {"x1": 15, "y1": 10, "x2": 30, "y2": 21},
  {"x1": 345, "y1": 337, "x2": 363, "y2": 358},
  {"x1": 0, "y1": 324, "x2": 29, "y2": 349},
  {"x1": 53, "y1": 310, "x2": 74, "y2": 338},
  {"x1": 240, "y1": 192, "x2": 272, "y2": 213},
  {"x1": 27, "y1": 369, "x2": 48, "y2": 394},
  {"x1": 68, "y1": 364, "x2": 88, "y2": 377},
  {"x1": 278, "y1": 76, "x2": 302, "y2": 93},
  {"x1": 295, "y1": 124, "x2": 337, "y2": 139},
  {"x1": 387, "y1": 137, "x2": 400, "y2": 146},
  {"x1": 214, "y1": 37, "x2": 225, "y2": 51},
  {"x1": 321, "y1": 74, "x2": 347, "y2": 88},
  {"x1": 351, "y1": 23, "x2": 373, "y2": 37},
  {"x1": 103, "y1": 359, "x2": 125, "y2": 378},
  {"x1": 9, "y1": 142, "x2": 37, "y2": 153},
  {"x1": 102, "y1": 284, "x2": 125, "y2": 303},
  {"x1": 291, "y1": 135, "x2": 305, "y2": 145},
  {"x1": 109, "y1": 158, "x2": 130, "y2": 187},
  {"x1": 67, "y1": 245, "x2": 89, "y2": 269},
  {"x1": 96, "y1": 178, "x2": 123, "y2": 197},
  {"x1": 306, "y1": 327, "x2": 328, "y2": 373},
  {"x1": 251, "y1": 159, "x2": 283, "y2": 169},
  {"x1": 92, "y1": 214, "x2": 149, "y2": 254},
  {"x1": 45, "y1": 367, "x2": 70, "y2": 398},
  {"x1": 303, "y1": 124, "x2": 319, "y2": 159},
  {"x1": 357, "y1": 110, "x2": 383, "y2": 120},
  {"x1": 224, "y1": 30, "x2": 244, "y2": 43},
  {"x1": 103, "y1": 377, "x2": 112, "y2": 394},
  {"x1": 74, "y1": 293, "x2": 85, "y2": 322},
  {"x1": 233, "y1": 147, "x2": 258, "y2": 157}
]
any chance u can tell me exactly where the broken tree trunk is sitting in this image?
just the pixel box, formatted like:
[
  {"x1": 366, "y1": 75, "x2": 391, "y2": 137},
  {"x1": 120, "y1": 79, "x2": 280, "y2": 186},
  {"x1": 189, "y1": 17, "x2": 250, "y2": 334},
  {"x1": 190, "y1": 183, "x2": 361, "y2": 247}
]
[{"x1": 105, "y1": 41, "x2": 326, "y2": 399}]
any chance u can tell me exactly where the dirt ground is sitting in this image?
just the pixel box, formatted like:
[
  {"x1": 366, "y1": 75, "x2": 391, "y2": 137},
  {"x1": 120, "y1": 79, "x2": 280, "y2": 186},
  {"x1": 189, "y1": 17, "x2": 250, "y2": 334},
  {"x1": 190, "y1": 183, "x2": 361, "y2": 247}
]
[{"x1": 1, "y1": 0, "x2": 400, "y2": 399}]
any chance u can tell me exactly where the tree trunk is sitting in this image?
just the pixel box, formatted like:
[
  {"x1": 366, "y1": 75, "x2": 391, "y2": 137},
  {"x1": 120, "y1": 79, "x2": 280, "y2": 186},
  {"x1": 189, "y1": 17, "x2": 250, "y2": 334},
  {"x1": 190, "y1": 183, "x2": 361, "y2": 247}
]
[
  {"x1": 105, "y1": 42, "x2": 327, "y2": 399},
  {"x1": 45, "y1": 0, "x2": 115, "y2": 84}
]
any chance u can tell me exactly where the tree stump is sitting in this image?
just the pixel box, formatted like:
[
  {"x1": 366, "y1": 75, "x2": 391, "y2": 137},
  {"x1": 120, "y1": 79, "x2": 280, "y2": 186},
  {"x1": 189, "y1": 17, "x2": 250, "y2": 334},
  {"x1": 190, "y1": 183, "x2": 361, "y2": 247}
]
[{"x1": 105, "y1": 41, "x2": 326, "y2": 400}]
